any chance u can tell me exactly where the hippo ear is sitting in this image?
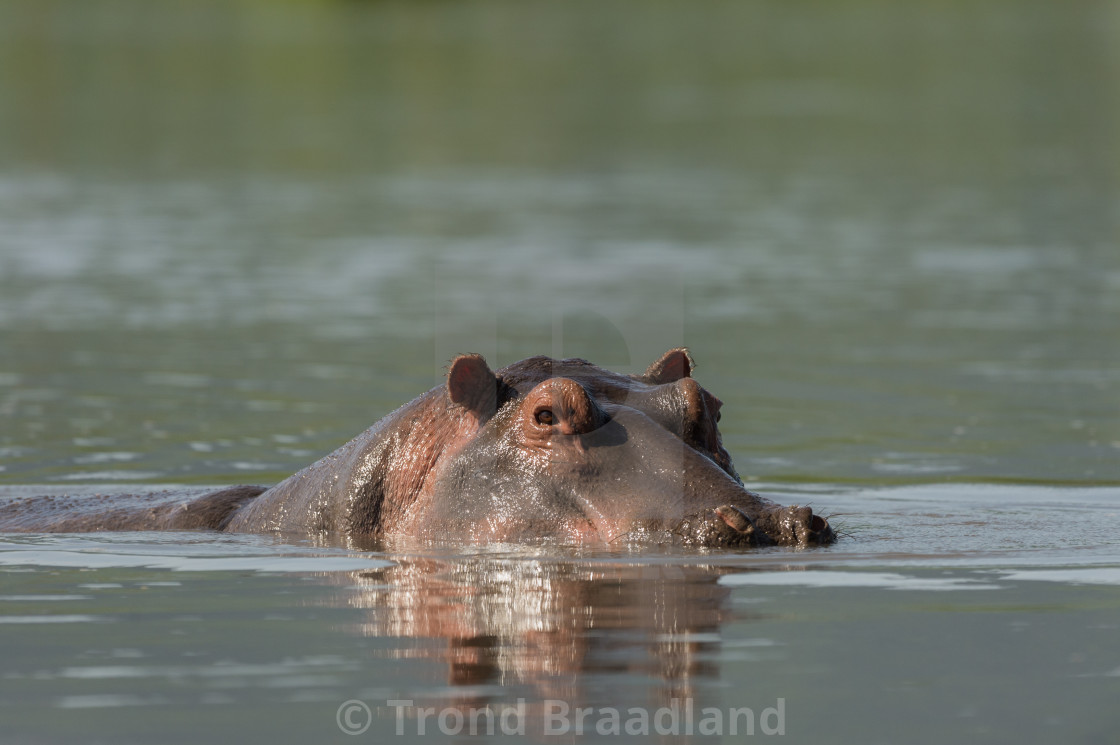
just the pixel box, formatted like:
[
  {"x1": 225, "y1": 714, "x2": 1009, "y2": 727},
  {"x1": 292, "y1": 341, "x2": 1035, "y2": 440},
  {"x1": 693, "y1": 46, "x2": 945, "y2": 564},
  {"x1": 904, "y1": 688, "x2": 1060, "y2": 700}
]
[
  {"x1": 642, "y1": 348, "x2": 694, "y2": 384},
  {"x1": 447, "y1": 354, "x2": 498, "y2": 419}
]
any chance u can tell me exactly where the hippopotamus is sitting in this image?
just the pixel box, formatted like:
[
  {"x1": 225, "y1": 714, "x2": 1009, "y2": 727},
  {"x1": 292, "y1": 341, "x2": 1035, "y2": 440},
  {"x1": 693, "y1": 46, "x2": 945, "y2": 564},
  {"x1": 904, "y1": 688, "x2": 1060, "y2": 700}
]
[{"x1": 0, "y1": 350, "x2": 834, "y2": 547}]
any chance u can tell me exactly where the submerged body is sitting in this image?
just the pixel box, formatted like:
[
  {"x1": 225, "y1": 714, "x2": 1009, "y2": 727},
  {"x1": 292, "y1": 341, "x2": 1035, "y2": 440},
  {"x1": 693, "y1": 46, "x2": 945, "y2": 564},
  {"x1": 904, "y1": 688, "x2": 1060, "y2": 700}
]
[{"x1": 0, "y1": 350, "x2": 833, "y2": 547}]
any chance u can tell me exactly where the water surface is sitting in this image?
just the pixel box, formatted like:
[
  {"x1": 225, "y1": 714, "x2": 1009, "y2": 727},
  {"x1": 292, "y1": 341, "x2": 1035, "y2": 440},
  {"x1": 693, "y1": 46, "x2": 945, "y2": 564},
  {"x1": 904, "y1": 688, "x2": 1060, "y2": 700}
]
[{"x1": 2, "y1": 483, "x2": 1119, "y2": 744}]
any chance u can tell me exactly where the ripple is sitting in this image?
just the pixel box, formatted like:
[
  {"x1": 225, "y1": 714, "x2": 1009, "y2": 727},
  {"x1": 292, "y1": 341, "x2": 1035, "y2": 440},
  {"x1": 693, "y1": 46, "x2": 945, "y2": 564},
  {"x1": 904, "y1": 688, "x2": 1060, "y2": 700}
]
[
  {"x1": 50, "y1": 470, "x2": 166, "y2": 481},
  {"x1": 0, "y1": 548, "x2": 393, "y2": 573},
  {"x1": 56, "y1": 657, "x2": 357, "y2": 681},
  {"x1": 231, "y1": 462, "x2": 278, "y2": 471},
  {"x1": 998, "y1": 568, "x2": 1120, "y2": 586},
  {"x1": 72, "y1": 452, "x2": 140, "y2": 465},
  {"x1": 0, "y1": 615, "x2": 102, "y2": 623},
  {"x1": 142, "y1": 372, "x2": 211, "y2": 388},
  {"x1": 719, "y1": 570, "x2": 1001, "y2": 591},
  {"x1": 56, "y1": 694, "x2": 168, "y2": 709}
]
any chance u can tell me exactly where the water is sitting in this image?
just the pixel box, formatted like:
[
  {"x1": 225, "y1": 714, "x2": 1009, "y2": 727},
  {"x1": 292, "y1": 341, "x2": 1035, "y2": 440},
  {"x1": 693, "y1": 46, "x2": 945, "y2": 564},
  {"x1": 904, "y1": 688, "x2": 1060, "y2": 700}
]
[
  {"x1": 1, "y1": 0, "x2": 1119, "y2": 742},
  {"x1": 2, "y1": 487, "x2": 1119, "y2": 744}
]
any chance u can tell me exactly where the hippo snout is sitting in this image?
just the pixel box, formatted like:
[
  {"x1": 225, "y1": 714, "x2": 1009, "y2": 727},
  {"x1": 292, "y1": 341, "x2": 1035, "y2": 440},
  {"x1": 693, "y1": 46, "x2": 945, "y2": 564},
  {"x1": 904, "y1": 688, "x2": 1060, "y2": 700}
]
[
  {"x1": 751, "y1": 504, "x2": 834, "y2": 546},
  {"x1": 674, "y1": 503, "x2": 834, "y2": 548}
]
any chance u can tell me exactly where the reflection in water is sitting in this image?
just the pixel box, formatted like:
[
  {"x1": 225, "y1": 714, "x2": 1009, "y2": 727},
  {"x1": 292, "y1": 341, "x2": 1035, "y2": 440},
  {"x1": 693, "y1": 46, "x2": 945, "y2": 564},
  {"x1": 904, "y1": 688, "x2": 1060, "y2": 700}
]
[{"x1": 322, "y1": 550, "x2": 747, "y2": 723}]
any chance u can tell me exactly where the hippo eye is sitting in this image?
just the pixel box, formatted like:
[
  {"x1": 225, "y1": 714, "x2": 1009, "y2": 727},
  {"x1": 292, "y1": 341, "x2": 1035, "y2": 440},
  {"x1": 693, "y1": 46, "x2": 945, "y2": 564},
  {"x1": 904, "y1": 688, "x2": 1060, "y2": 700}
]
[{"x1": 535, "y1": 409, "x2": 555, "y2": 426}]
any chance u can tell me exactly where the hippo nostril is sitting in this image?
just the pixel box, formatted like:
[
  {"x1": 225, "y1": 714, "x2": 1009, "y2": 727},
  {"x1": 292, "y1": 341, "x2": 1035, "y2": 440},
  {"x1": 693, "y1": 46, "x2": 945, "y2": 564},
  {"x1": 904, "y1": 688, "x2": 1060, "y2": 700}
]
[{"x1": 810, "y1": 514, "x2": 828, "y2": 533}]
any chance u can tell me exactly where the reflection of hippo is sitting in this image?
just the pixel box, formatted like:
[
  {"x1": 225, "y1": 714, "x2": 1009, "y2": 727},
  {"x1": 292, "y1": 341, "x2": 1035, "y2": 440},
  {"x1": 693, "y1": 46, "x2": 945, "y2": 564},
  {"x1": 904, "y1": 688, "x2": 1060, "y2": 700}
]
[
  {"x1": 330, "y1": 556, "x2": 738, "y2": 712},
  {"x1": 0, "y1": 350, "x2": 833, "y2": 547}
]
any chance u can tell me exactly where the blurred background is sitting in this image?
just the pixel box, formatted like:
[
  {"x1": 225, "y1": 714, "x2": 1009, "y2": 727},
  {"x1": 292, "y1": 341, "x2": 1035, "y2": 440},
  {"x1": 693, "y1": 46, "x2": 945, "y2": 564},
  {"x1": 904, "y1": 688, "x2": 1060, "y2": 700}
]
[{"x1": 1, "y1": 0, "x2": 1117, "y2": 486}]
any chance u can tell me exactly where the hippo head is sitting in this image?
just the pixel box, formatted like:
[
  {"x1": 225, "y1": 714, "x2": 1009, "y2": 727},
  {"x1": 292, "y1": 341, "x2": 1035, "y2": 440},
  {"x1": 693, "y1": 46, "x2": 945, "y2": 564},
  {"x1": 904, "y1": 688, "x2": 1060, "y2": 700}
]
[{"x1": 403, "y1": 350, "x2": 834, "y2": 548}]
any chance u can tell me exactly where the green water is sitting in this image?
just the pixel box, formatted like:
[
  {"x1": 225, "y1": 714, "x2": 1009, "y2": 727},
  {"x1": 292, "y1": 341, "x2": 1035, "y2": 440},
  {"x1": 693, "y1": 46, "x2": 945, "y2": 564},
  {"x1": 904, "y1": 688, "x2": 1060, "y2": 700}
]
[{"x1": 1, "y1": 0, "x2": 1119, "y2": 742}]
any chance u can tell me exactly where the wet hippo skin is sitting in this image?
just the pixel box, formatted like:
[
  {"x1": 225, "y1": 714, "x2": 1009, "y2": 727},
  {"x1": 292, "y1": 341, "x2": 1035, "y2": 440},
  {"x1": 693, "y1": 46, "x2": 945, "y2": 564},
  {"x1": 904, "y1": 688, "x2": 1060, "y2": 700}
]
[{"x1": 0, "y1": 350, "x2": 834, "y2": 548}]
